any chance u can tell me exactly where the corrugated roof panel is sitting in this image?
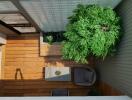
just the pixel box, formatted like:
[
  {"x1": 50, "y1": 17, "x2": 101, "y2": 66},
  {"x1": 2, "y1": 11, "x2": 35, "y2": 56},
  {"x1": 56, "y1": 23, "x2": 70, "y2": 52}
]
[
  {"x1": 20, "y1": 0, "x2": 122, "y2": 32},
  {"x1": 0, "y1": 1, "x2": 18, "y2": 11}
]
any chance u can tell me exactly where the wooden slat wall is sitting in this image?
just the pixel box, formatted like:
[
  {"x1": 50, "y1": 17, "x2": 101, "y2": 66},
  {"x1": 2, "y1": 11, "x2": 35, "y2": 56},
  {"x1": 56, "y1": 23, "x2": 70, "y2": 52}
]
[{"x1": 1, "y1": 34, "x2": 90, "y2": 96}]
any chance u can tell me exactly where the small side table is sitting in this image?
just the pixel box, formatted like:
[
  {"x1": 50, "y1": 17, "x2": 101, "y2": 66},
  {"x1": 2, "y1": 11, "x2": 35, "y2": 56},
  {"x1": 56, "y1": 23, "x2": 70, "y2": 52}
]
[{"x1": 45, "y1": 67, "x2": 71, "y2": 81}]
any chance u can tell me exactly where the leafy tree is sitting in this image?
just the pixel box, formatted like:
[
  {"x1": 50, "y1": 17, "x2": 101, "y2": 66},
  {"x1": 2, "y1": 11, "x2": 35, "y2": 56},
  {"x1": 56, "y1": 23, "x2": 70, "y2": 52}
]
[{"x1": 62, "y1": 4, "x2": 121, "y2": 63}]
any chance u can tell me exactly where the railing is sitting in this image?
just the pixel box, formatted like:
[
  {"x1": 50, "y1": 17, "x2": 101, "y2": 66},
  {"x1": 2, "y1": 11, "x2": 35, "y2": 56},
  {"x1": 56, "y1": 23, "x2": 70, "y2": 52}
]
[{"x1": 0, "y1": 96, "x2": 131, "y2": 100}]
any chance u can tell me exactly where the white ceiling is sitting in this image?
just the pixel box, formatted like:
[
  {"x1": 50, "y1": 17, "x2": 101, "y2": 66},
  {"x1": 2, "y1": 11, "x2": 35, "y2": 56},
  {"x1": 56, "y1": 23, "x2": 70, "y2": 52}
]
[{"x1": 20, "y1": 0, "x2": 122, "y2": 32}]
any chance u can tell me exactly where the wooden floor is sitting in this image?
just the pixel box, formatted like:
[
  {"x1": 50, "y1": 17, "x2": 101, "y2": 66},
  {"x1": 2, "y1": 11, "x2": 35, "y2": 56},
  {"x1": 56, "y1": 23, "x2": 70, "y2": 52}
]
[
  {"x1": 0, "y1": 34, "x2": 123, "y2": 96},
  {"x1": 0, "y1": 34, "x2": 90, "y2": 96},
  {"x1": 97, "y1": 81, "x2": 123, "y2": 96}
]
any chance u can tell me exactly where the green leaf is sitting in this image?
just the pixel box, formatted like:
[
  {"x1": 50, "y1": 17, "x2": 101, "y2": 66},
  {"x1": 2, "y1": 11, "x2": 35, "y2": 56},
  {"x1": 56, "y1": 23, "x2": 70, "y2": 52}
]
[{"x1": 62, "y1": 4, "x2": 121, "y2": 64}]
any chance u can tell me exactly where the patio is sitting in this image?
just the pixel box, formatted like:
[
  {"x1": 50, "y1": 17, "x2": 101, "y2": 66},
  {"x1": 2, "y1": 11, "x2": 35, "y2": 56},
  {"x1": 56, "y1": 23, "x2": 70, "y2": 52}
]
[
  {"x1": 0, "y1": 0, "x2": 131, "y2": 97},
  {"x1": 0, "y1": 34, "x2": 90, "y2": 96},
  {"x1": 0, "y1": 34, "x2": 122, "y2": 96}
]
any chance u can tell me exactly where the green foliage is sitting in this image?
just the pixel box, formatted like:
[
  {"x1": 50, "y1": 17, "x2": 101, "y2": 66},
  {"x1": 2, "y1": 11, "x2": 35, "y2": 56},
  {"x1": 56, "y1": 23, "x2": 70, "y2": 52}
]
[
  {"x1": 44, "y1": 35, "x2": 53, "y2": 44},
  {"x1": 62, "y1": 4, "x2": 121, "y2": 63}
]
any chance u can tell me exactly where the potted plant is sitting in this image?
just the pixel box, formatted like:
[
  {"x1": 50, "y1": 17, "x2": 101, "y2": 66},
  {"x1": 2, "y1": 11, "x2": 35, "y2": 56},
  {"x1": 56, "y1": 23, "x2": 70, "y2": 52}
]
[
  {"x1": 62, "y1": 4, "x2": 121, "y2": 63},
  {"x1": 44, "y1": 35, "x2": 53, "y2": 44},
  {"x1": 40, "y1": 32, "x2": 64, "y2": 56}
]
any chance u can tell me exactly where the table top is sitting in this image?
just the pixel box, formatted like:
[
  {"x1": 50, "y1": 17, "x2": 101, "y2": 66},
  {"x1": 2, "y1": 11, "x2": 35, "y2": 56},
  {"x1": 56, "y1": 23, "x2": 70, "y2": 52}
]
[{"x1": 45, "y1": 67, "x2": 71, "y2": 81}]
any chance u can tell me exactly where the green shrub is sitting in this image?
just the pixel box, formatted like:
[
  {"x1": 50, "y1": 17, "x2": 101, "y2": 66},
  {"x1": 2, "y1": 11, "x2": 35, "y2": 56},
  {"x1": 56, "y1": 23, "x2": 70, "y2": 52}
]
[
  {"x1": 44, "y1": 35, "x2": 53, "y2": 44},
  {"x1": 62, "y1": 4, "x2": 121, "y2": 63}
]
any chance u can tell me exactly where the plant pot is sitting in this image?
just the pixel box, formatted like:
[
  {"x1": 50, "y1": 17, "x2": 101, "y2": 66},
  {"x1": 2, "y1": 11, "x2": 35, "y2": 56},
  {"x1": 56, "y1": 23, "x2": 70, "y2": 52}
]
[{"x1": 40, "y1": 33, "x2": 62, "y2": 56}]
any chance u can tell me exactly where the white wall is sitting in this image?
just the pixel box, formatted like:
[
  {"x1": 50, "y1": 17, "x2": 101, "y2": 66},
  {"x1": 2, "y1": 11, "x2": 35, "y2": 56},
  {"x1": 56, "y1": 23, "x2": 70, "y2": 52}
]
[
  {"x1": 0, "y1": 46, "x2": 2, "y2": 79},
  {"x1": 0, "y1": 32, "x2": 6, "y2": 79},
  {"x1": 0, "y1": 32, "x2": 6, "y2": 44}
]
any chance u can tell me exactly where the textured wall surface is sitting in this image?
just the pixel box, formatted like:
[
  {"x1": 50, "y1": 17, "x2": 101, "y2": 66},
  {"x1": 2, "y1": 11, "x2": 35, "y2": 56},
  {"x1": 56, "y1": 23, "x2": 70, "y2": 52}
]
[{"x1": 96, "y1": 0, "x2": 132, "y2": 96}]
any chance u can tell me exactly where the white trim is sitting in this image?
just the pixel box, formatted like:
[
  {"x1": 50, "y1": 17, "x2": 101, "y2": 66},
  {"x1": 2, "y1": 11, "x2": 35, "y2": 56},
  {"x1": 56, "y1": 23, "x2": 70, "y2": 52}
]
[{"x1": 0, "y1": 96, "x2": 131, "y2": 100}]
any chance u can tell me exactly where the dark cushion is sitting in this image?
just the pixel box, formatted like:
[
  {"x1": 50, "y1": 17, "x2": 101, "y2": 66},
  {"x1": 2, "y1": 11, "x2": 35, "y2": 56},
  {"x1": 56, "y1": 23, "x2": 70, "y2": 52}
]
[
  {"x1": 84, "y1": 71, "x2": 94, "y2": 83},
  {"x1": 74, "y1": 68, "x2": 86, "y2": 83},
  {"x1": 74, "y1": 67, "x2": 95, "y2": 84}
]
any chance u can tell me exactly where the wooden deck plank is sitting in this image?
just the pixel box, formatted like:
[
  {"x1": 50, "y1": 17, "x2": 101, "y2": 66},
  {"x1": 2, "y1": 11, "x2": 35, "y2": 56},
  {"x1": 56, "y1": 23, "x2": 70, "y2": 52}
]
[{"x1": 2, "y1": 34, "x2": 90, "y2": 96}]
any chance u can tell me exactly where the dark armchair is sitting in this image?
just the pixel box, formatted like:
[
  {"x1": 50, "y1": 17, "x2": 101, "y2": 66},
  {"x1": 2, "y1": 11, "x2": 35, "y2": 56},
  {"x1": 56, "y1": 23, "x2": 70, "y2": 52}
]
[{"x1": 73, "y1": 67, "x2": 96, "y2": 86}]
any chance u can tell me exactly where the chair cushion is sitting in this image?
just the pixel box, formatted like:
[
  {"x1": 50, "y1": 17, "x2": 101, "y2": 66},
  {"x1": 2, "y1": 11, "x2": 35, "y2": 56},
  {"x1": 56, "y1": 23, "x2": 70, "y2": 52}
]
[
  {"x1": 74, "y1": 67, "x2": 95, "y2": 83},
  {"x1": 74, "y1": 68, "x2": 86, "y2": 83},
  {"x1": 84, "y1": 71, "x2": 94, "y2": 83}
]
